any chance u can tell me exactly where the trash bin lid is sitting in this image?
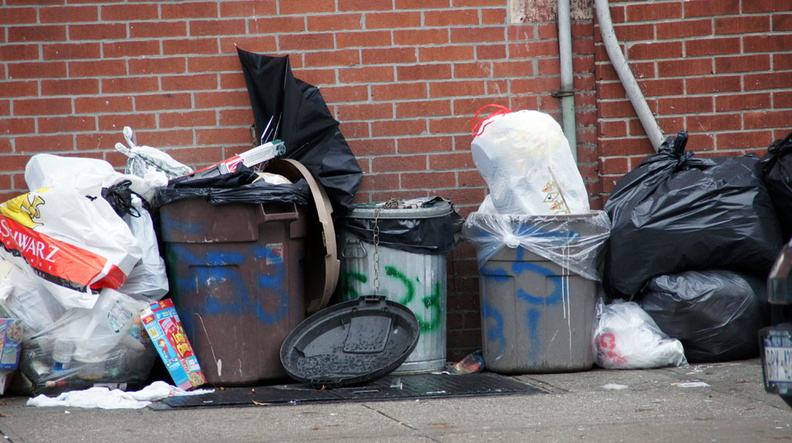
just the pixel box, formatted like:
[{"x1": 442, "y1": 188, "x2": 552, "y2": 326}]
[
  {"x1": 264, "y1": 159, "x2": 338, "y2": 315},
  {"x1": 280, "y1": 296, "x2": 420, "y2": 388},
  {"x1": 346, "y1": 197, "x2": 455, "y2": 220}
]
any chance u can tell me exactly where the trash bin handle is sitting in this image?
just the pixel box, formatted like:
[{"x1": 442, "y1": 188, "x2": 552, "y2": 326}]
[
  {"x1": 768, "y1": 240, "x2": 792, "y2": 304},
  {"x1": 259, "y1": 204, "x2": 299, "y2": 222}
]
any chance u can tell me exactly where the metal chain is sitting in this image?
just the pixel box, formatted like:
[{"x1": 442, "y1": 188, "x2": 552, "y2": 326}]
[{"x1": 372, "y1": 198, "x2": 400, "y2": 294}]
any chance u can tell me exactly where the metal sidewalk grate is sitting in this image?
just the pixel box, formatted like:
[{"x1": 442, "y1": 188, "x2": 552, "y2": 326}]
[{"x1": 151, "y1": 372, "x2": 545, "y2": 410}]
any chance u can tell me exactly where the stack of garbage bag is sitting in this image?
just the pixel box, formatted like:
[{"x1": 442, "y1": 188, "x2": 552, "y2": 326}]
[
  {"x1": 0, "y1": 142, "x2": 180, "y2": 395},
  {"x1": 603, "y1": 131, "x2": 782, "y2": 363}
]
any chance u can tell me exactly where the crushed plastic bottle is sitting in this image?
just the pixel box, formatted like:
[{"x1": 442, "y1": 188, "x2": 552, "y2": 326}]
[{"x1": 449, "y1": 350, "x2": 485, "y2": 374}]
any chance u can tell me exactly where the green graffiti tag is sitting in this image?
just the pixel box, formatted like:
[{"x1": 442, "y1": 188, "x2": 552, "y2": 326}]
[
  {"x1": 384, "y1": 266, "x2": 443, "y2": 333},
  {"x1": 341, "y1": 271, "x2": 368, "y2": 298}
]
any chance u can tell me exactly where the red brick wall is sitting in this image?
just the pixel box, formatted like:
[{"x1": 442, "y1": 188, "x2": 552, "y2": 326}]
[
  {"x1": 595, "y1": 0, "x2": 792, "y2": 198},
  {"x1": 2, "y1": 0, "x2": 789, "y2": 360}
]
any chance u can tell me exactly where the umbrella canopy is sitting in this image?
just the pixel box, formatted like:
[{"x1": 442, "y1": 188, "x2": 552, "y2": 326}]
[{"x1": 237, "y1": 47, "x2": 362, "y2": 216}]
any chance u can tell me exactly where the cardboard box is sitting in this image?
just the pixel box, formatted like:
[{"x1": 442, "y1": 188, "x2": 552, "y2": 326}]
[
  {"x1": 0, "y1": 318, "x2": 21, "y2": 370},
  {"x1": 140, "y1": 299, "x2": 206, "y2": 390}
]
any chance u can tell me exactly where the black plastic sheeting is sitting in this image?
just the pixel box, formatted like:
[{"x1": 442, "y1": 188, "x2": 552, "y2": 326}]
[
  {"x1": 639, "y1": 270, "x2": 769, "y2": 363},
  {"x1": 150, "y1": 165, "x2": 311, "y2": 208},
  {"x1": 339, "y1": 201, "x2": 464, "y2": 255},
  {"x1": 604, "y1": 130, "x2": 784, "y2": 299},
  {"x1": 150, "y1": 372, "x2": 544, "y2": 410},
  {"x1": 237, "y1": 47, "x2": 362, "y2": 217},
  {"x1": 760, "y1": 130, "x2": 792, "y2": 242}
]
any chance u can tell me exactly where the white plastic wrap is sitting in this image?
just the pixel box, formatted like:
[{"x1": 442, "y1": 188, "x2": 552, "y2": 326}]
[
  {"x1": 471, "y1": 108, "x2": 590, "y2": 215},
  {"x1": 593, "y1": 299, "x2": 688, "y2": 369},
  {"x1": 114, "y1": 126, "x2": 193, "y2": 182},
  {"x1": 462, "y1": 210, "x2": 610, "y2": 281}
]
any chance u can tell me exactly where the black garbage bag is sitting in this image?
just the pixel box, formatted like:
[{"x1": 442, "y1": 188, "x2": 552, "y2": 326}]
[
  {"x1": 639, "y1": 270, "x2": 770, "y2": 363},
  {"x1": 150, "y1": 164, "x2": 311, "y2": 208},
  {"x1": 604, "y1": 131, "x2": 783, "y2": 298},
  {"x1": 760, "y1": 130, "x2": 792, "y2": 241},
  {"x1": 237, "y1": 47, "x2": 362, "y2": 217}
]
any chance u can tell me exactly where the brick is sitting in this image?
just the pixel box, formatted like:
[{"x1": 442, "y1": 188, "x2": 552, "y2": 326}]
[
  {"x1": 69, "y1": 23, "x2": 127, "y2": 41},
  {"x1": 336, "y1": 103, "x2": 393, "y2": 121},
  {"x1": 74, "y1": 96, "x2": 133, "y2": 114},
  {"x1": 248, "y1": 16, "x2": 306, "y2": 34},
  {"x1": 278, "y1": 33, "x2": 335, "y2": 51},
  {"x1": 656, "y1": 58, "x2": 710, "y2": 78},
  {"x1": 220, "y1": 36, "x2": 277, "y2": 55},
  {"x1": 715, "y1": 55, "x2": 771, "y2": 74},
  {"x1": 293, "y1": 68, "x2": 336, "y2": 87},
  {"x1": 340, "y1": 66, "x2": 395, "y2": 84},
  {"x1": 599, "y1": 156, "x2": 629, "y2": 175},
  {"x1": 482, "y1": 8, "x2": 507, "y2": 25},
  {"x1": 305, "y1": 49, "x2": 360, "y2": 67},
  {"x1": 101, "y1": 3, "x2": 158, "y2": 21},
  {"x1": 161, "y1": 2, "x2": 219, "y2": 19},
  {"x1": 599, "y1": 136, "x2": 657, "y2": 156},
  {"x1": 134, "y1": 93, "x2": 192, "y2": 111},
  {"x1": 160, "y1": 110, "x2": 217, "y2": 128},
  {"x1": 337, "y1": 30, "x2": 392, "y2": 49},
  {"x1": 190, "y1": 19, "x2": 246, "y2": 37},
  {"x1": 743, "y1": 0, "x2": 790, "y2": 13},
  {"x1": 512, "y1": 76, "x2": 562, "y2": 94},
  {"x1": 686, "y1": 37, "x2": 740, "y2": 57},
  {"x1": 196, "y1": 127, "x2": 251, "y2": 146},
  {"x1": 366, "y1": 11, "x2": 422, "y2": 29},
  {"x1": 0, "y1": 44, "x2": 39, "y2": 61},
  {"x1": 626, "y1": 1, "x2": 682, "y2": 21},
  {"x1": 8, "y1": 25, "x2": 66, "y2": 42},
  {"x1": 15, "y1": 134, "x2": 74, "y2": 153},
  {"x1": 509, "y1": 23, "x2": 536, "y2": 41},
  {"x1": 41, "y1": 79, "x2": 100, "y2": 96},
  {"x1": 394, "y1": 28, "x2": 449, "y2": 46},
  {"x1": 395, "y1": 99, "x2": 452, "y2": 118},
  {"x1": 419, "y1": 45, "x2": 475, "y2": 63},
  {"x1": 716, "y1": 131, "x2": 773, "y2": 151},
  {"x1": 358, "y1": 173, "x2": 399, "y2": 192},
  {"x1": 658, "y1": 96, "x2": 714, "y2": 115},
  {"x1": 307, "y1": 13, "x2": 363, "y2": 32},
  {"x1": 0, "y1": 118, "x2": 35, "y2": 135},
  {"x1": 39, "y1": 6, "x2": 98, "y2": 23},
  {"x1": 318, "y1": 85, "x2": 369, "y2": 104},
  {"x1": 450, "y1": 26, "x2": 506, "y2": 44},
  {"x1": 402, "y1": 132, "x2": 460, "y2": 153},
  {"x1": 395, "y1": 0, "x2": 451, "y2": 9},
  {"x1": 597, "y1": 99, "x2": 636, "y2": 119},
  {"x1": 14, "y1": 98, "x2": 72, "y2": 116},
  {"x1": 686, "y1": 75, "x2": 741, "y2": 94},
  {"x1": 688, "y1": 113, "x2": 742, "y2": 133},
  {"x1": 429, "y1": 151, "x2": 474, "y2": 170},
  {"x1": 429, "y1": 114, "x2": 471, "y2": 135},
  {"x1": 372, "y1": 119, "x2": 426, "y2": 137},
  {"x1": 458, "y1": 169, "x2": 486, "y2": 187},
  {"x1": 42, "y1": 42, "x2": 100, "y2": 60},
  {"x1": 98, "y1": 114, "x2": 156, "y2": 132},
  {"x1": 128, "y1": 57, "x2": 187, "y2": 75},
  {"x1": 401, "y1": 171, "x2": 456, "y2": 189},
  {"x1": 130, "y1": 22, "x2": 187, "y2": 39},
  {"x1": 69, "y1": 59, "x2": 126, "y2": 77},
  {"x1": 744, "y1": 34, "x2": 792, "y2": 54},
  {"x1": 338, "y1": 0, "x2": 393, "y2": 12},
  {"x1": 773, "y1": 14, "x2": 792, "y2": 32},
  {"x1": 715, "y1": 16, "x2": 770, "y2": 35},
  {"x1": 683, "y1": 0, "x2": 739, "y2": 17},
  {"x1": 476, "y1": 43, "x2": 507, "y2": 60},
  {"x1": 509, "y1": 40, "x2": 558, "y2": 58},
  {"x1": 361, "y1": 47, "x2": 415, "y2": 65},
  {"x1": 424, "y1": 9, "x2": 480, "y2": 27},
  {"x1": 486, "y1": 79, "x2": 508, "y2": 95},
  {"x1": 0, "y1": 7, "x2": 37, "y2": 25},
  {"x1": 454, "y1": 62, "x2": 493, "y2": 79},
  {"x1": 280, "y1": 0, "x2": 335, "y2": 15},
  {"x1": 38, "y1": 116, "x2": 96, "y2": 134},
  {"x1": 188, "y1": 55, "x2": 240, "y2": 74},
  {"x1": 656, "y1": 19, "x2": 713, "y2": 40},
  {"x1": 371, "y1": 82, "x2": 427, "y2": 101},
  {"x1": 773, "y1": 53, "x2": 792, "y2": 71},
  {"x1": 103, "y1": 40, "x2": 161, "y2": 58},
  {"x1": 744, "y1": 72, "x2": 792, "y2": 91},
  {"x1": 430, "y1": 80, "x2": 485, "y2": 98},
  {"x1": 715, "y1": 93, "x2": 771, "y2": 112},
  {"x1": 347, "y1": 138, "x2": 396, "y2": 156},
  {"x1": 163, "y1": 38, "x2": 219, "y2": 55},
  {"x1": 218, "y1": 108, "x2": 252, "y2": 127},
  {"x1": 397, "y1": 64, "x2": 452, "y2": 81},
  {"x1": 103, "y1": 76, "x2": 160, "y2": 95},
  {"x1": 220, "y1": 1, "x2": 277, "y2": 17},
  {"x1": 371, "y1": 154, "x2": 426, "y2": 173},
  {"x1": 627, "y1": 41, "x2": 682, "y2": 60},
  {"x1": 774, "y1": 91, "x2": 792, "y2": 108},
  {"x1": 161, "y1": 74, "x2": 218, "y2": 92}
]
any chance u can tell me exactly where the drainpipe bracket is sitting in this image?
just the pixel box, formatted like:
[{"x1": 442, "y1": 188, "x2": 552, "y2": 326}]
[{"x1": 551, "y1": 89, "x2": 575, "y2": 98}]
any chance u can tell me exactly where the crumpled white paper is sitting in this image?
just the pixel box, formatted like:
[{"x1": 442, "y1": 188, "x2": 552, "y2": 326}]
[{"x1": 26, "y1": 381, "x2": 213, "y2": 410}]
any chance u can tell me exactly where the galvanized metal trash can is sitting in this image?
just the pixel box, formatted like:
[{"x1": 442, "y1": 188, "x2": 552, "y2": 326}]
[
  {"x1": 338, "y1": 199, "x2": 461, "y2": 374},
  {"x1": 463, "y1": 211, "x2": 610, "y2": 374}
]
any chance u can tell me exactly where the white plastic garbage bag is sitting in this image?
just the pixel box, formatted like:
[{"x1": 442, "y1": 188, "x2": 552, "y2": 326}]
[
  {"x1": 593, "y1": 299, "x2": 688, "y2": 369},
  {"x1": 117, "y1": 195, "x2": 168, "y2": 299},
  {"x1": 470, "y1": 106, "x2": 590, "y2": 215}
]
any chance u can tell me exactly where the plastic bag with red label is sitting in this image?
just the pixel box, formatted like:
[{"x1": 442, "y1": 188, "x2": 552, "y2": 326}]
[{"x1": 592, "y1": 299, "x2": 688, "y2": 369}]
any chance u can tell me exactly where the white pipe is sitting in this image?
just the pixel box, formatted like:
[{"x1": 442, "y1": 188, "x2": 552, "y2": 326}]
[
  {"x1": 557, "y1": 0, "x2": 577, "y2": 161},
  {"x1": 595, "y1": 0, "x2": 665, "y2": 151}
]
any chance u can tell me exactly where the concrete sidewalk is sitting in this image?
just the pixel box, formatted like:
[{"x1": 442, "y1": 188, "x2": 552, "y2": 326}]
[{"x1": 0, "y1": 358, "x2": 789, "y2": 442}]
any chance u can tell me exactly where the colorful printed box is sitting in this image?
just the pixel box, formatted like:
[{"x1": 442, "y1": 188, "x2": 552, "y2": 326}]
[
  {"x1": 0, "y1": 318, "x2": 21, "y2": 370},
  {"x1": 140, "y1": 299, "x2": 206, "y2": 390}
]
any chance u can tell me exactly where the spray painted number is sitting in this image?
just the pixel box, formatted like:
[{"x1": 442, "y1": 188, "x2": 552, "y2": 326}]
[
  {"x1": 341, "y1": 265, "x2": 443, "y2": 333},
  {"x1": 167, "y1": 244, "x2": 289, "y2": 329}
]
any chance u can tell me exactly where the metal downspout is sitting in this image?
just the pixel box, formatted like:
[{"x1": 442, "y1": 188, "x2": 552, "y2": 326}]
[
  {"x1": 594, "y1": 0, "x2": 665, "y2": 151},
  {"x1": 557, "y1": 0, "x2": 577, "y2": 161}
]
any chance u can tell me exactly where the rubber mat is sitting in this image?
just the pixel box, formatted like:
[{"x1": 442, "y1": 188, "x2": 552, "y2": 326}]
[{"x1": 150, "y1": 372, "x2": 544, "y2": 410}]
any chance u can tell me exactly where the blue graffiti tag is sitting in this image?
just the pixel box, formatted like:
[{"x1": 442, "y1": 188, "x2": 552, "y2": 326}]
[{"x1": 481, "y1": 298, "x2": 506, "y2": 358}]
